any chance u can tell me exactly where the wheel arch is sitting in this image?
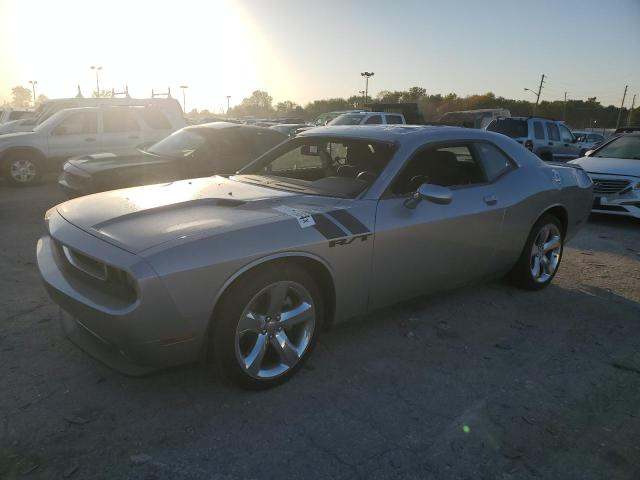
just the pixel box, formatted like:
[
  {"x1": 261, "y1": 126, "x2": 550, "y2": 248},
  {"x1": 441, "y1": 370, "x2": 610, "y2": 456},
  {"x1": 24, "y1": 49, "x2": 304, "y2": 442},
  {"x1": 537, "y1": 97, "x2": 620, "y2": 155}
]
[
  {"x1": 0, "y1": 146, "x2": 47, "y2": 163},
  {"x1": 209, "y1": 252, "x2": 337, "y2": 336},
  {"x1": 537, "y1": 204, "x2": 568, "y2": 236}
]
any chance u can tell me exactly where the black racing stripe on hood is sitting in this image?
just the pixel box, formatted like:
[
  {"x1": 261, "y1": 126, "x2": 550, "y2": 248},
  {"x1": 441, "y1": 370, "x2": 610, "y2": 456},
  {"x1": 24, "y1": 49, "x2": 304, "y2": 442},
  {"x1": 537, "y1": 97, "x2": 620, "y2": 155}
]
[
  {"x1": 326, "y1": 209, "x2": 370, "y2": 235},
  {"x1": 311, "y1": 214, "x2": 348, "y2": 240},
  {"x1": 91, "y1": 198, "x2": 246, "y2": 231}
]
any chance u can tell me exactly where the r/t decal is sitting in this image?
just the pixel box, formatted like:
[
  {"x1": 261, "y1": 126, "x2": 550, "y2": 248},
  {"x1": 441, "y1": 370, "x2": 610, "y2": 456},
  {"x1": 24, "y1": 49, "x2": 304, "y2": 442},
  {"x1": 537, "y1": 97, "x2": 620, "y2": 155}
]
[{"x1": 329, "y1": 233, "x2": 371, "y2": 247}]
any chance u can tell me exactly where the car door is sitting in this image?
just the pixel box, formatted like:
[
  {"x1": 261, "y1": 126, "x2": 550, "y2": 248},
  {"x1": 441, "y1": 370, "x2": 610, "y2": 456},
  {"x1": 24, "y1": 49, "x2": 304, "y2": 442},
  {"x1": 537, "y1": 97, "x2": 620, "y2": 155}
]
[
  {"x1": 557, "y1": 124, "x2": 579, "y2": 160},
  {"x1": 545, "y1": 122, "x2": 561, "y2": 159},
  {"x1": 101, "y1": 109, "x2": 143, "y2": 156},
  {"x1": 369, "y1": 142, "x2": 506, "y2": 310},
  {"x1": 47, "y1": 110, "x2": 100, "y2": 164}
]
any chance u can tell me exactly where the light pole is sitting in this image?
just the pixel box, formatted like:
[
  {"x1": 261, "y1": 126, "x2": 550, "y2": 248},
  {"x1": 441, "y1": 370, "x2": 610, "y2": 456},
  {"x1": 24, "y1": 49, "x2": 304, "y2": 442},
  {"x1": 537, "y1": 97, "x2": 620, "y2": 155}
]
[
  {"x1": 180, "y1": 85, "x2": 188, "y2": 113},
  {"x1": 90, "y1": 66, "x2": 102, "y2": 96},
  {"x1": 524, "y1": 74, "x2": 545, "y2": 115},
  {"x1": 28, "y1": 80, "x2": 38, "y2": 106},
  {"x1": 360, "y1": 72, "x2": 374, "y2": 105},
  {"x1": 226, "y1": 95, "x2": 231, "y2": 116},
  {"x1": 358, "y1": 90, "x2": 366, "y2": 107}
]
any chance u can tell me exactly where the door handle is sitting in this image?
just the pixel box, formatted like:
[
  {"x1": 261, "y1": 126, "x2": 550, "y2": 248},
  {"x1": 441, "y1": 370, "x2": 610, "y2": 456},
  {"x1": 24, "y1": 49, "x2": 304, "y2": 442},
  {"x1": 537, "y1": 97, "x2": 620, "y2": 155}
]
[
  {"x1": 483, "y1": 195, "x2": 498, "y2": 205},
  {"x1": 84, "y1": 137, "x2": 97, "y2": 142}
]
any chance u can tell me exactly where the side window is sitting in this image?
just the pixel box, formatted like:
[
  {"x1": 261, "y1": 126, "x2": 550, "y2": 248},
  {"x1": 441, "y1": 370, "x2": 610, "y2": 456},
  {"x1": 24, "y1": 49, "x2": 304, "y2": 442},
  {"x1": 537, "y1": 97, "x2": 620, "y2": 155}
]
[
  {"x1": 102, "y1": 110, "x2": 140, "y2": 133},
  {"x1": 559, "y1": 125, "x2": 574, "y2": 143},
  {"x1": 533, "y1": 121, "x2": 545, "y2": 140},
  {"x1": 52, "y1": 112, "x2": 97, "y2": 135},
  {"x1": 141, "y1": 110, "x2": 172, "y2": 129},
  {"x1": 364, "y1": 115, "x2": 382, "y2": 125},
  {"x1": 390, "y1": 144, "x2": 486, "y2": 194},
  {"x1": 546, "y1": 122, "x2": 560, "y2": 141},
  {"x1": 385, "y1": 115, "x2": 403, "y2": 125},
  {"x1": 588, "y1": 134, "x2": 603, "y2": 142},
  {"x1": 474, "y1": 142, "x2": 515, "y2": 181},
  {"x1": 252, "y1": 131, "x2": 285, "y2": 156}
]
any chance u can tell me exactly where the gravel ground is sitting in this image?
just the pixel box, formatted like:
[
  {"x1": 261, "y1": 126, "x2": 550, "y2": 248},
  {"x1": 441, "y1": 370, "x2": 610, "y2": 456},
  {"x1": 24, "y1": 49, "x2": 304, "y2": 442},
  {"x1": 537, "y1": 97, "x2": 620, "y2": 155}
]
[{"x1": 1, "y1": 180, "x2": 639, "y2": 480}]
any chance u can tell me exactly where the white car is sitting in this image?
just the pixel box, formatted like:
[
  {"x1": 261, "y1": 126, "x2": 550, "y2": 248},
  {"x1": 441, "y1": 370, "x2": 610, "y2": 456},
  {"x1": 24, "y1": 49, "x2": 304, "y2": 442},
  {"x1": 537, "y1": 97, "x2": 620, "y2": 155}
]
[
  {"x1": 570, "y1": 133, "x2": 640, "y2": 218},
  {"x1": 328, "y1": 111, "x2": 406, "y2": 126},
  {"x1": 0, "y1": 105, "x2": 185, "y2": 185}
]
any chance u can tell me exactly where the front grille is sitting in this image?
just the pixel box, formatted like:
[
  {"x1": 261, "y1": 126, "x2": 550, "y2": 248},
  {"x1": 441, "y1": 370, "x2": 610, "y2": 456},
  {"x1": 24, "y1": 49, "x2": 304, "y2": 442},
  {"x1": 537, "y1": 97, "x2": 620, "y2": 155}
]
[{"x1": 592, "y1": 178, "x2": 631, "y2": 195}]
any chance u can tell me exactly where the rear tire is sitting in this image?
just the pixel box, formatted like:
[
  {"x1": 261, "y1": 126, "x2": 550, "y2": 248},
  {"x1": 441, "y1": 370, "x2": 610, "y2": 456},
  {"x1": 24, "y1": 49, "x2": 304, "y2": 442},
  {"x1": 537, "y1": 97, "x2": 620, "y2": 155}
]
[
  {"x1": 210, "y1": 263, "x2": 324, "y2": 390},
  {"x1": 508, "y1": 214, "x2": 564, "y2": 290},
  {"x1": 3, "y1": 153, "x2": 43, "y2": 186}
]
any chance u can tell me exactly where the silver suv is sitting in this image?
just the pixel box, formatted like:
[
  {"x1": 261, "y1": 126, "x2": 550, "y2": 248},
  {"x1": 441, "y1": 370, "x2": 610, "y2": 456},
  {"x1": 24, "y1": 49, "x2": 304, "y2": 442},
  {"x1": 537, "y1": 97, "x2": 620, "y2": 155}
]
[
  {"x1": 0, "y1": 105, "x2": 185, "y2": 185},
  {"x1": 486, "y1": 116, "x2": 582, "y2": 162}
]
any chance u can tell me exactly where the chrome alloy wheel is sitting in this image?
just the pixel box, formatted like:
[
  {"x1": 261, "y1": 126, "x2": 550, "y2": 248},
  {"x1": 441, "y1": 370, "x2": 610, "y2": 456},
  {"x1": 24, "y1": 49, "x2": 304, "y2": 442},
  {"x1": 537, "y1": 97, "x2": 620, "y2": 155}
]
[
  {"x1": 235, "y1": 281, "x2": 315, "y2": 379},
  {"x1": 530, "y1": 223, "x2": 562, "y2": 283},
  {"x1": 9, "y1": 159, "x2": 37, "y2": 183}
]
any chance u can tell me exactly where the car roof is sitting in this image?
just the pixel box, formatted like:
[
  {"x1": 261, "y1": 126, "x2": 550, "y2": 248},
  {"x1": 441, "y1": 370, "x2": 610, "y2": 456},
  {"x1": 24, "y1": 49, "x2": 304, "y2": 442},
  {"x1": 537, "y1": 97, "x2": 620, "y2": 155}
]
[
  {"x1": 189, "y1": 122, "x2": 286, "y2": 135},
  {"x1": 298, "y1": 125, "x2": 480, "y2": 143}
]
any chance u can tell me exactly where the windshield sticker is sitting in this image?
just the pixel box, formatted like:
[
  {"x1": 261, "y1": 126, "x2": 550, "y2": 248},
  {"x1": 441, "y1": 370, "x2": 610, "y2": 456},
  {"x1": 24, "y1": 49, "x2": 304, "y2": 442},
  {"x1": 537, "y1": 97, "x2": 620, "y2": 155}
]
[{"x1": 273, "y1": 206, "x2": 316, "y2": 228}]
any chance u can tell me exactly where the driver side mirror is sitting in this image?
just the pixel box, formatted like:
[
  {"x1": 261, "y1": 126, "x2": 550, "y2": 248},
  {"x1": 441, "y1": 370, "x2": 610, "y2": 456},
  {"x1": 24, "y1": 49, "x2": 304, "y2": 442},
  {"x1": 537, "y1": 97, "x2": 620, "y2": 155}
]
[{"x1": 404, "y1": 183, "x2": 453, "y2": 209}]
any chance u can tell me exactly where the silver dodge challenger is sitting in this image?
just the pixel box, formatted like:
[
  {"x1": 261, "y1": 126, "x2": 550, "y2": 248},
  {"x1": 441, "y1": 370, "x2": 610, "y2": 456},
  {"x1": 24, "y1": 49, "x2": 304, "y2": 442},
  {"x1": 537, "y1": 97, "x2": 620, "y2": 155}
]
[{"x1": 37, "y1": 125, "x2": 593, "y2": 389}]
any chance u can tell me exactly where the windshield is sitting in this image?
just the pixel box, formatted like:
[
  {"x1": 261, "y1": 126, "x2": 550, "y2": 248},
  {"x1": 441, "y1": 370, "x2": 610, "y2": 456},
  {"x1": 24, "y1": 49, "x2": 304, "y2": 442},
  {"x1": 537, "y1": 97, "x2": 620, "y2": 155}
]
[
  {"x1": 235, "y1": 136, "x2": 395, "y2": 198},
  {"x1": 486, "y1": 119, "x2": 528, "y2": 138},
  {"x1": 147, "y1": 128, "x2": 208, "y2": 158},
  {"x1": 329, "y1": 114, "x2": 365, "y2": 126},
  {"x1": 593, "y1": 135, "x2": 640, "y2": 160}
]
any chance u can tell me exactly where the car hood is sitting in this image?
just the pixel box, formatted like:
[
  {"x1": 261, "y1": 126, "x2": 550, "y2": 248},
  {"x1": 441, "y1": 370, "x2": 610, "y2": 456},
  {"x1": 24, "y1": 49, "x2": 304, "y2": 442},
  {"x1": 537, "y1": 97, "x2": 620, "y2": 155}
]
[
  {"x1": 0, "y1": 130, "x2": 36, "y2": 145},
  {"x1": 55, "y1": 176, "x2": 338, "y2": 253},
  {"x1": 0, "y1": 120, "x2": 34, "y2": 135},
  {"x1": 570, "y1": 156, "x2": 640, "y2": 177},
  {"x1": 67, "y1": 152, "x2": 172, "y2": 174}
]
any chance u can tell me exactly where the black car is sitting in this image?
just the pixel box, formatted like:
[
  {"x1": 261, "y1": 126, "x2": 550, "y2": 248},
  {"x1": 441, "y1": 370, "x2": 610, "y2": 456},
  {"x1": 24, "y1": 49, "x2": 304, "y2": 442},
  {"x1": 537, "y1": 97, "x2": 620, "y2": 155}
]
[{"x1": 59, "y1": 122, "x2": 286, "y2": 196}]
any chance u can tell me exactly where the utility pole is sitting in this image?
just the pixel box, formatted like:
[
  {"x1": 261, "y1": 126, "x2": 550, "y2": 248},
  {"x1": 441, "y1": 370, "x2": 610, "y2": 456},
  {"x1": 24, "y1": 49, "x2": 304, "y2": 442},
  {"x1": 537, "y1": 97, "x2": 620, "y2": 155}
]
[
  {"x1": 226, "y1": 95, "x2": 231, "y2": 116},
  {"x1": 28, "y1": 80, "x2": 38, "y2": 107},
  {"x1": 524, "y1": 73, "x2": 545, "y2": 115},
  {"x1": 360, "y1": 72, "x2": 374, "y2": 105},
  {"x1": 563, "y1": 91, "x2": 567, "y2": 121},
  {"x1": 359, "y1": 90, "x2": 366, "y2": 107},
  {"x1": 626, "y1": 94, "x2": 636, "y2": 126},
  {"x1": 90, "y1": 66, "x2": 102, "y2": 96},
  {"x1": 615, "y1": 85, "x2": 628, "y2": 129},
  {"x1": 179, "y1": 85, "x2": 188, "y2": 113}
]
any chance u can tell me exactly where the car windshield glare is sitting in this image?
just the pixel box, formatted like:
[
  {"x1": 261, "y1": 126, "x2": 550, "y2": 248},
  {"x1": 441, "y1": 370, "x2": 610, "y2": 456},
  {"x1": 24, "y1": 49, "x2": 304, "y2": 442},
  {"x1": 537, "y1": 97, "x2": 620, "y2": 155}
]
[
  {"x1": 147, "y1": 128, "x2": 207, "y2": 158},
  {"x1": 235, "y1": 137, "x2": 395, "y2": 198},
  {"x1": 329, "y1": 115, "x2": 365, "y2": 126},
  {"x1": 594, "y1": 135, "x2": 640, "y2": 160}
]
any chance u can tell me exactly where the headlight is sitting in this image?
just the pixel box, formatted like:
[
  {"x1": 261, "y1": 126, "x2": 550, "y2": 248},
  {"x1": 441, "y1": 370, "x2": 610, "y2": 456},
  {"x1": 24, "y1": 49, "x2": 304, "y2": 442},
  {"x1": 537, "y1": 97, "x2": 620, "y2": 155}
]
[{"x1": 573, "y1": 168, "x2": 593, "y2": 188}]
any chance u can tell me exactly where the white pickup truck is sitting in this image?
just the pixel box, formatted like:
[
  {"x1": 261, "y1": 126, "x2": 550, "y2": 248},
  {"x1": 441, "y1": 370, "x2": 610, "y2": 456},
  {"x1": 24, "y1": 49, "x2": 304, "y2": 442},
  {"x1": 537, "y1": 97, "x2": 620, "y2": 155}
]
[
  {"x1": 0, "y1": 105, "x2": 185, "y2": 185},
  {"x1": 328, "y1": 111, "x2": 406, "y2": 126}
]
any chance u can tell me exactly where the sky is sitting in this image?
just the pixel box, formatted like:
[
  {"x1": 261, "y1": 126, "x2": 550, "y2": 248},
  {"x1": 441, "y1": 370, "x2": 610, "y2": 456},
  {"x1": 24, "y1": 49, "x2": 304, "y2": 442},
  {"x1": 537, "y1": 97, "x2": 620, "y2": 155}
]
[{"x1": 1, "y1": 0, "x2": 639, "y2": 112}]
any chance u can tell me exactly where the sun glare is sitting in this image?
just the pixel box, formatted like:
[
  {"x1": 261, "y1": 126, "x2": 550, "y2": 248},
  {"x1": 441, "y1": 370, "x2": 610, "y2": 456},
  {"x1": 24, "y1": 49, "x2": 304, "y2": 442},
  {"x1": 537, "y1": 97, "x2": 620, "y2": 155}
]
[{"x1": 1, "y1": 0, "x2": 277, "y2": 112}]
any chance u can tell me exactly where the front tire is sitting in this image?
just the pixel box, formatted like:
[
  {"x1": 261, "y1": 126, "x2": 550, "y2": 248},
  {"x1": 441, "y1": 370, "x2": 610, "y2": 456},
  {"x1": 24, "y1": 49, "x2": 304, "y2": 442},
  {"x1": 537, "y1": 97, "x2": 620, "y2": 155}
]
[
  {"x1": 3, "y1": 153, "x2": 42, "y2": 186},
  {"x1": 210, "y1": 263, "x2": 324, "y2": 390},
  {"x1": 508, "y1": 214, "x2": 564, "y2": 290}
]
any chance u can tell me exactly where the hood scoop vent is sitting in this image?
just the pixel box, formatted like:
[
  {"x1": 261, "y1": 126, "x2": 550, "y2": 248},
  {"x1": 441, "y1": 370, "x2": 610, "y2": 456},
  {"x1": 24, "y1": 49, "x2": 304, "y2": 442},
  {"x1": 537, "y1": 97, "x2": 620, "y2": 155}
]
[{"x1": 91, "y1": 197, "x2": 246, "y2": 231}]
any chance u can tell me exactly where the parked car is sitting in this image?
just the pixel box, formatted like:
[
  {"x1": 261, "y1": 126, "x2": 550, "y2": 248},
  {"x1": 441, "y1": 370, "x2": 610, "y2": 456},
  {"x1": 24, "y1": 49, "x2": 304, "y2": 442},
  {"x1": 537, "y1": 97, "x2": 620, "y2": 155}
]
[
  {"x1": 0, "y1": 97, "x2": 183, "y2": 135},
  {"x1": 569, "y1": 132, "x2": 640, "y2": 218},
  {"x1": 59, "y1": 123, "x2": 286, "y2": 196},
  {"x1": 486, "y1": 116, "x2": 582, "y2": 161},
  {"x1": 269, "y1": 123, "x2": 310, "y2": 137},
  {"x1": 313, "y1": 110, "x2": 361, "y2": 126},
  {"x1": 37, "y1": 125, "x2": 592, "y2": 389},
  {"x1": 0, "y1": 105, "x2": 185, "y2": 185},
  {"x1": 572, "y1": 130, "x2": 605, "y2": 151},
  {"x1": 0, "y1": 107, "x2": 34, "y2": 124},
  {"x1": 328, "y1": 111, "x2": 406, "y2": 126},
  {"x1": 439, "y1": 109, "x2": 511, "y2": 129}
]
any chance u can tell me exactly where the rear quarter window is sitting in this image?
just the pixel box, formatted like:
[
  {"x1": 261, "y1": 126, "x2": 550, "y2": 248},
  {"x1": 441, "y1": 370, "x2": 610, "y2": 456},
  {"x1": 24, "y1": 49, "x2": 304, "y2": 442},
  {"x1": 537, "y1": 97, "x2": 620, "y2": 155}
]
[
  {"x1": 487, "y1": 119, "x2": 528, "y2": 138},
  {"x1": 533, "y1": 121, "x2": 545, "y2": 140}
]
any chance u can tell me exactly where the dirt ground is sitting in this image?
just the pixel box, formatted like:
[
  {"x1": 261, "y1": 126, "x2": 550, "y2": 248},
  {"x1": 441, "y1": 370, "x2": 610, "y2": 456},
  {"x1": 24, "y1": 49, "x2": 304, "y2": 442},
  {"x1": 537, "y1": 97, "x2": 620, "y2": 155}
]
[{"x1": 1, "y1": 180, "x2": 639, "y2": 480}]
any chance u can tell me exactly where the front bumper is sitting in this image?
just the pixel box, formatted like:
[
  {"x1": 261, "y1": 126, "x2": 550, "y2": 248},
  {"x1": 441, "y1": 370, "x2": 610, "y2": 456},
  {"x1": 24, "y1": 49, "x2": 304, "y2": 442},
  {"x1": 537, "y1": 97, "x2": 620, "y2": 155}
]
[
  {"x1": 37, "y1": 216, "x2": 203, "y2": 375},
  {"x1": 589, "y1": 174, "x2": 640, "y2": 219}
]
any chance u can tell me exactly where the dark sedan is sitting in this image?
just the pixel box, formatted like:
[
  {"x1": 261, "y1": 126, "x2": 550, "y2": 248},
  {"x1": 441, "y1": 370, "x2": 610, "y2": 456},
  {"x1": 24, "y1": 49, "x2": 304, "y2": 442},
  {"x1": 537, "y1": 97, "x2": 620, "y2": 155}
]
[{"x1": 59, "y1": 122, "x2": 286, "y2": 196}]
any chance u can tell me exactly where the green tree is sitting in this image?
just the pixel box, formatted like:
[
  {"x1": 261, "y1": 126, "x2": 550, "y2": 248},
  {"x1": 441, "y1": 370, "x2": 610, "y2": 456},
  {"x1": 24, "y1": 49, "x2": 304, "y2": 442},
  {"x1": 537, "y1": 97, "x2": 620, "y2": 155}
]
[
  {"x1": 304, "y1": 98, "x2": 352, "y2": 121},
  {"x1": 36, "y1": 94, "x2": 49, "y2": 106},
  {"x1": 276, "y1": 100, "x2": 304, "y2": 116},
  {"x1": 228, "y1": 90, "x2": 275, "y2": 117},
  {"x1": 11, "y1": 86, "x2": 32, "y2": 107}
]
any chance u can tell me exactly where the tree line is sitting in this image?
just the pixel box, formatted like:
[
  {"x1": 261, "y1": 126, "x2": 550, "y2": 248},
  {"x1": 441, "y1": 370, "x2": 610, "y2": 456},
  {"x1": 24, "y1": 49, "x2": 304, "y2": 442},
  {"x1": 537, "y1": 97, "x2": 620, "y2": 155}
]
[{"x1": 4, "y1": 84, "x2": 636, "y2": 129}]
